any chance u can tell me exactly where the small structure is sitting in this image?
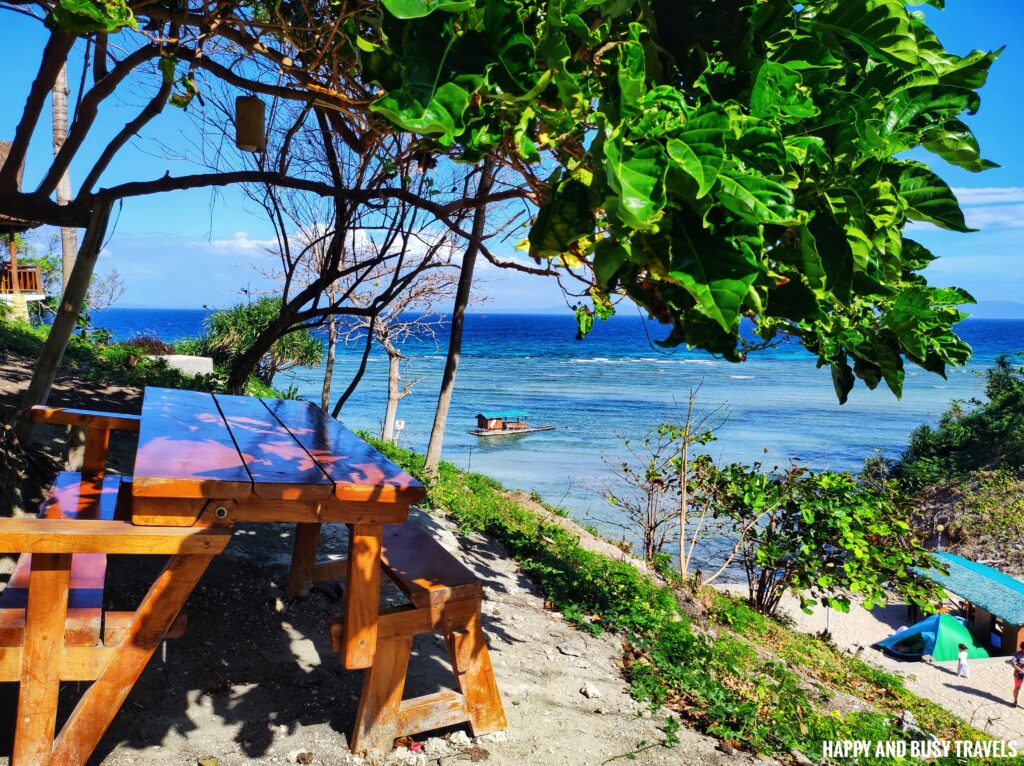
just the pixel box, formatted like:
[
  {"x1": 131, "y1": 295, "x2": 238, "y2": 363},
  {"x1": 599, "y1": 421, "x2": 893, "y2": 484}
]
[
  {"x1": 0, "y1": 141, "x2": 45, "y2": 320},
  {"x1": 875, "y1": 613, "x2": 988, "y2": 661},
  {"x1": 917, "y1": 552, "x2": 1024, "y2": 655},
  {"x1": 470, "y1": 410, "x2": 555, "y2": 437}
]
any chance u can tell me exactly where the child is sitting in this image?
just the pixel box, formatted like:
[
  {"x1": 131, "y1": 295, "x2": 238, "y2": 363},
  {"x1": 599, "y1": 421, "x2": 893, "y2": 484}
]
[{"x1": 957, "y1": 643, "x2": 970, "y2": 679}]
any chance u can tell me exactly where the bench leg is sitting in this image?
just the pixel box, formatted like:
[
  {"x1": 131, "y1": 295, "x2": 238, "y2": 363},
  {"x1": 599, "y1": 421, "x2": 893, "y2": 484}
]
[
  {"x1": 48, "y1": 554, "x2": 215, "y2": 766},
  {"x1": 12, "y1": 552, "x2": 72, "y2": 766},
  {"x1": 351, "y1": 634, "x2": 412, "y2": 753},
  {"x1": 288, "y1": 522, "x2": 322, "y2": 599},
  {"x1": 449, "y1": 609, "x2": 507, "y2": 736}
]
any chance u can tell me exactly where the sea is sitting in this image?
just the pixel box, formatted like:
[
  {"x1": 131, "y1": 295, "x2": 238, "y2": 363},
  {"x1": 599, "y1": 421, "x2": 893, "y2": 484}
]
[{"x1": 93, "y1": 308, "x2": 1024, "y2": 538}]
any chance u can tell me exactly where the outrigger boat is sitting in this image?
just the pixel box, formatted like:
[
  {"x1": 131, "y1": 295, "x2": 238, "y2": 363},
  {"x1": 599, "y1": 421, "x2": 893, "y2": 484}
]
[{"x1": 469, "y1": 410, "x2": 555, "y2": 437}]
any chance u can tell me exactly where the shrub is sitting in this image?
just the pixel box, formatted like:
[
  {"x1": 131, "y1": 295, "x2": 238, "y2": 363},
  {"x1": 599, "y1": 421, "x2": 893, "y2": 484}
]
[{"x1": 123, "y1": 336, "x2": 175, "y2": 355}]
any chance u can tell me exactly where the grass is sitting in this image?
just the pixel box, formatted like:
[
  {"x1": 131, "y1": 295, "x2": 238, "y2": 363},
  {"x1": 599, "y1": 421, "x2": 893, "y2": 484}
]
[{"x1": 371, "y1": 438, "x2": 1013, "y2": 765}]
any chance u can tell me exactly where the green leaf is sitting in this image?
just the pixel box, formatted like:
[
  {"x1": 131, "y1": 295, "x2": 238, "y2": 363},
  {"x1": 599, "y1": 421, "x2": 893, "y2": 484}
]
[
  {"x1": 922, "y1": 120, "x2": 999, "y2": 172},
  {"x1": 593, "y1": 239, "x2": 630, "y2": 287},
  {"x1": 50, "y1": 0, "x2": 136, "y2": 33},
  {"x1": 380, "y1": 0, "x2": 474, "y2": 19},
  {"x1": 665, "y1": 107, "x2": 728, "y2": 198},
  {"x1": 668, "y1": 221, "x2": 759, "y2": 332},
  {"x1": 806, "y1": 215, "x2": 853, "y2": 304},
  {"x1": 895, "y1": 162, "x2": 974, "y2": 232},
  {"x1": 529, "y1": 177, "x2": 594, "y2": 257},
  {"x1": 810, "y1": 0, "x2": 919, "y2": 66},
  {"x1": 751, "y1": 62, "x2": 819, "y2": 121},
  {"x1": 717, "y1": 167, "x2": 797, "y2": 225},
  {"x1": 603, "y1": 137, "x2": 668, "y2": 230},
  {"x1": 371, "y1": 80, "x2": 476, "y2": 143}
]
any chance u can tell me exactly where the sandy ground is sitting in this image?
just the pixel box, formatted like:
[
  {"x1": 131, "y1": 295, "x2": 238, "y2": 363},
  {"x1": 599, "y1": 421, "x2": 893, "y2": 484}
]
[{"x1": 718, "y1": 584, "x2": 1024, "y2": 745}]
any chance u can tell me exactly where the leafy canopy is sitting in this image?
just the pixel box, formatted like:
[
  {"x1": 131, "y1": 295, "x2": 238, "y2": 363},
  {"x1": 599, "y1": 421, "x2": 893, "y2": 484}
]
[
  {"x1": 353, "y1": 0, "x2": 999, "y2": 401},
  {"x1": 49, "y1": 0, "x2": 999, "y2": 401}
]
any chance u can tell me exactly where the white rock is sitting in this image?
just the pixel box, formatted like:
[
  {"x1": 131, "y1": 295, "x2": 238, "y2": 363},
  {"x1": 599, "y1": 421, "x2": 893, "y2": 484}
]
[
  {"x1": 580, "y1": 682, "x2": 601, "y2": 699},
  {"x1": 423, "y1": 737, "x2": 450, "y2": 756},
  {"x1": 448, "y1": 730, "x2": 472, "y2": 747},
  {"x1": 474, "y1": 731, "x2": 507, "y2": 744}
]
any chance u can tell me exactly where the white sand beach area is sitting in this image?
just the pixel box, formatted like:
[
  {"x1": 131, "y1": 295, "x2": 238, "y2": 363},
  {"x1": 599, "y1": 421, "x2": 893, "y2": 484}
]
[{"x1": 716, "y1": 585, "x2": 1024, "y2": 744}]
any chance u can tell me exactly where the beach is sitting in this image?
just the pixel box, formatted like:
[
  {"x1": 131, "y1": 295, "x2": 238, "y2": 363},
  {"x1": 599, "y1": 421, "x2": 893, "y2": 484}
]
[{"x1": 718, "y1": 583, "x2": 1024, "y2": 745}]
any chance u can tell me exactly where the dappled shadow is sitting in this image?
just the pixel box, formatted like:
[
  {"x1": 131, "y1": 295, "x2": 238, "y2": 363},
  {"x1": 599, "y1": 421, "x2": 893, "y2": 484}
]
[{"x1": 945, "y1": 683, "x2": 1013, "y2": 707}]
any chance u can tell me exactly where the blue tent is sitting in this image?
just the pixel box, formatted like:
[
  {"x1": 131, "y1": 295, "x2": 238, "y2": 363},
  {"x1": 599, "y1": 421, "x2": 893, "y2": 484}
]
[{"x1": 875, "y1": 613, "x2": 988, "y2": 662}]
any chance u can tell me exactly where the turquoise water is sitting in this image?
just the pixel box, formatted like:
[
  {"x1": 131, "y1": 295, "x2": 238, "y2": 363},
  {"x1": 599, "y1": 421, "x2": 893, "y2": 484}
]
[{"x1": 94, "y1": 308, "x2": 1024, "y2": 531}]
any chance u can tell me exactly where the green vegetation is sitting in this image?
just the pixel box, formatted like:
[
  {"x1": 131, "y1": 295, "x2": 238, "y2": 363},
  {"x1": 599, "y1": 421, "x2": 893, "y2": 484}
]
[
  {"x1": 370, "y1": 438, "x2": 993, "y2": 763},
  {"x1": 895, "y1": 355, "x2": 1024, "y2": 486},
  {"x1": 708, "y1": 463, "x2": 941, "y2": 617},
  {"x1": 176, "y1": 297, "x2": 323, "y2": 389},
  {"x1": 0, "y1": 319, "x2": 285, "y2": 398}
]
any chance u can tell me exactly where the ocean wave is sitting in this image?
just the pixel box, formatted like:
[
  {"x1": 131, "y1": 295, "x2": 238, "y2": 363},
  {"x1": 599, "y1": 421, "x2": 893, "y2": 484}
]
[{"x1": 730, "y1": 375, "x2": 754, "y2": 380}]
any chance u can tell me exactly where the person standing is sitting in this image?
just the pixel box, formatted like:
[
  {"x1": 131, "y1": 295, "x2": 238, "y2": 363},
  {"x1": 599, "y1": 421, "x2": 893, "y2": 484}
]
[
  {"x1": 957, "y1": 643, "x2": 970, "y2": 679},
  {"x1": 1009, "y1": 642, "x2": 1024, "y2": 705}
]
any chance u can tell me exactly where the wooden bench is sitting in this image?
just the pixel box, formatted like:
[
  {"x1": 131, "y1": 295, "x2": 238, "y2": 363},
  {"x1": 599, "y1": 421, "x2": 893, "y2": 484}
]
[
  {"x1": 325, "y1": 521, "x2": 507, "y2": 751},
  {"x1": 0, "y1": 406, "x2": 231, "y2": 766}
]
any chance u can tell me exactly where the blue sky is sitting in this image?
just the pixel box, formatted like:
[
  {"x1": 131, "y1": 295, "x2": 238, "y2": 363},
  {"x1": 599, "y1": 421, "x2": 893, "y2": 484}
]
[{"x1": 1, "y1": 3, "x2": 1022, "y2": 313}]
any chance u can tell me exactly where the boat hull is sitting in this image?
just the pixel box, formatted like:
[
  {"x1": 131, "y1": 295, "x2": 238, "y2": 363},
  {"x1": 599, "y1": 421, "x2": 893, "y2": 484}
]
[{"x1": 468, "y1": 425, "x2": 556, "y2": 437}]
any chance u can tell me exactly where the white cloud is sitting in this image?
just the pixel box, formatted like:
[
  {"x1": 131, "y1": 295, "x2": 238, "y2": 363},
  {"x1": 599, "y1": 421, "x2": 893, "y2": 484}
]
[
  {"x1": 203, "y1": 231, "x2": 277, "y2": 255},
  {"x1": 952, "y1": 187, "x2": 1024, "y2": 206},
  {"x1": 963, "y1": 203, "x2": 1024, "y2": 230}
]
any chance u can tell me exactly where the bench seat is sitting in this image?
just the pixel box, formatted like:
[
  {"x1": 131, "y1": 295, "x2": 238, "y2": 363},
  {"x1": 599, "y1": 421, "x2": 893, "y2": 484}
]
[{"x1": 0, "y1": 472, "x2": 122, "y2": 647}]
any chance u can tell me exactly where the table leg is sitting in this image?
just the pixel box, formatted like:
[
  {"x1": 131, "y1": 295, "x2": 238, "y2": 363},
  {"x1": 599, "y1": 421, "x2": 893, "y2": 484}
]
[
  {"x1": 13, "y1": 552, "x2": 71, "y2": 766},
  {"x1": 343, "y1": 524, "x2": 383, "y2": 670},
  {"x1": 49, "y1": 554, "x2": 215, "y2": 766},
  {"x1": 350, "y1": 634, "x2": 412, "y2": 752},
  {"x1": 288, "y1": 522, "x2": 322, "y2": 599}
]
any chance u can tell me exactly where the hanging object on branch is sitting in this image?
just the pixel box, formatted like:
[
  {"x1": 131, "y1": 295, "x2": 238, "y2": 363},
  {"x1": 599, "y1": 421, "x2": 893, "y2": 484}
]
[{"x1": 235, "y1": 96, "x2": 266, "y2": 153}]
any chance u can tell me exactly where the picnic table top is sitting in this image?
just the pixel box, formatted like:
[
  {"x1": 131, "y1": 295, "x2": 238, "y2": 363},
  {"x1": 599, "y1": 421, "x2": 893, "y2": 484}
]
[{"x1": 132, "y1": 387, "x2": 424, "y2": 507}]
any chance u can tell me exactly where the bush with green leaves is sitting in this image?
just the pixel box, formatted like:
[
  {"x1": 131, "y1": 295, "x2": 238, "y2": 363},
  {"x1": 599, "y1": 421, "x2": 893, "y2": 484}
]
[
  {"x1": 895, "y1": 354, "x2": 1024, "y2": 486},
  {"x1": 696, "y1": 462, "x2": 943, "y2": 617}
]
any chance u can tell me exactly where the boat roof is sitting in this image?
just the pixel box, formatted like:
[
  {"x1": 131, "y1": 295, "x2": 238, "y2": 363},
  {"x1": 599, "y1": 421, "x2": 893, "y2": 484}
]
[
  {"x1": 917, "y1": 552, "x2": 1024, "y2": 625},
  {"x1": 477, "y1": 410, "x2": 529, "y2": 419}
]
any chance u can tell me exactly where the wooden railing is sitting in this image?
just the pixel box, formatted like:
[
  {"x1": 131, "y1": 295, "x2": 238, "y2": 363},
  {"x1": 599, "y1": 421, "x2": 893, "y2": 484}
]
[{"x1": 0, "y1": 264, "x2": 42, "y2": 294}]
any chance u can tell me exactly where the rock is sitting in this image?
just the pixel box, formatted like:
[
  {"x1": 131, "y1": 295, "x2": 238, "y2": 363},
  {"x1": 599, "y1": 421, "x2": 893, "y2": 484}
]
[
  {"x1": 580, "y1": 682, "x2": 601, "y2": 699},
  {"x1": 557, "y1": 640, "x2": 585, "y2": 657},
  {"x1": 197, "y1": 758, "x2": 218, "y2": 766},
  {"x1": 286, "y1": 751, "x2": 314, "y2": 764},
  {"x1": 423, "y1": 737, "x2": 450, "y2": 756},
  {"x1": 448, "y1": 730, "x2": 472, "y2": 748},
  {"x1": 898, "y1": 709, "x2": 917, "y2": 729},
  {"x1": 789, "y1": 749, "x2": 814, "y2": 766},
  {"x1": 274, "y1": 596, "x2": 286, "y2": 613},
  {"x1": 717, "y1": 742, "x2": 736, "y2": 756}
]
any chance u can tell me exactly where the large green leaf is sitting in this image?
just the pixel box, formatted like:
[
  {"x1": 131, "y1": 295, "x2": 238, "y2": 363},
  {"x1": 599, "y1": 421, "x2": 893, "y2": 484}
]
[
  {"x1": 371, "y1": 81, "x2": 476, "y2": 143},
  {"x1": 895, "y1": 162, "x2": 973, "y2": 232},
  {"x1": 717, "y1": 167, "x2": 798, "y2": 225},
  {"x1": 668, "y1": 221, "x2": 760, "y2": 332},
  {"x1": 751, "y1": 62, "x2": 819, "y2": 121},
  {"x1": 922, "y1": 120, "x2": 999, "y2": 172},
  {"x1": 529, "y1": 177, "x2": 594, "y2": 257},
  {"x1": 806, "y1": 215, "x2": 853, "y2": 303},
  {"x1": 603, "y1": 137, "x2": 668, "y2": 230},
  {"x1": 380, "y1": 0, "x2": 475, "y2": 19},
  {"x1": 665, "y1": 107, "x2": 728, "y2": 198},
  {"x1": 50, "y1": 0, "x2": 136, "y2": 33},
  {"x1": 810, "y1": 0, "x2": 919, "y2": 66}
]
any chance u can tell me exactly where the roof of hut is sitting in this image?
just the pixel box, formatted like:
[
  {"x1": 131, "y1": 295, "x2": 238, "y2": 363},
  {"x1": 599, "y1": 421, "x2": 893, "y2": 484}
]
[
  {"x1": 0, "y1": 142, "x2": 42, "y2": 234},
  {"x1": 918, "y1": 552, "x2": 1024, "y2": 625}
]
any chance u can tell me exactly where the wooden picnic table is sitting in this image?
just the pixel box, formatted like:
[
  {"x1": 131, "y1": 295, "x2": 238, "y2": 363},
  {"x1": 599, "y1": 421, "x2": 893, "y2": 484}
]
[
  {"x1": 0, "y1": 387, "x2": 429, "y2": 765},
  {"x1": 132, "y1": 387, "x2": 425, "y2": 670}
]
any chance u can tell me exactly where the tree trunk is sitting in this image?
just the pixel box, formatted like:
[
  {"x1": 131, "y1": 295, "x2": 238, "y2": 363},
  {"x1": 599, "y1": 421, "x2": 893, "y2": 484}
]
[
  {"x1": 320, "y1": 312, "x2": 337, "y2": 412},
  {"x1": 382, "y1": 350, "x2": 401, "y2": 442},
  {"x1": 16, "y1": 202, "x2": 112, "y2": 444},
  {"x1": 52, "y1": 63, "x2": 77, "y2": 291},
  {"x1": 226, "y1": 309, "x2": 294, "y2": 394},
  {"x1": 423, "y1": 160, "x2": 494, "y2": 478}
]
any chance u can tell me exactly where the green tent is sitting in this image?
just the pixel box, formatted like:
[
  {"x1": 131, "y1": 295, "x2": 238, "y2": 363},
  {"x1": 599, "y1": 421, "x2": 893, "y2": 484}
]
[{"x1": 875, "y1": 614, "x2": 988, "y2": 662}]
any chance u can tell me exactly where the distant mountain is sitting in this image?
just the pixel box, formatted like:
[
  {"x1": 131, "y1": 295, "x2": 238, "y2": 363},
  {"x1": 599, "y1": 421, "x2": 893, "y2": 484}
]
[{"x1": 965, "y1": 301, "x2": 1024, "y2": 320}]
